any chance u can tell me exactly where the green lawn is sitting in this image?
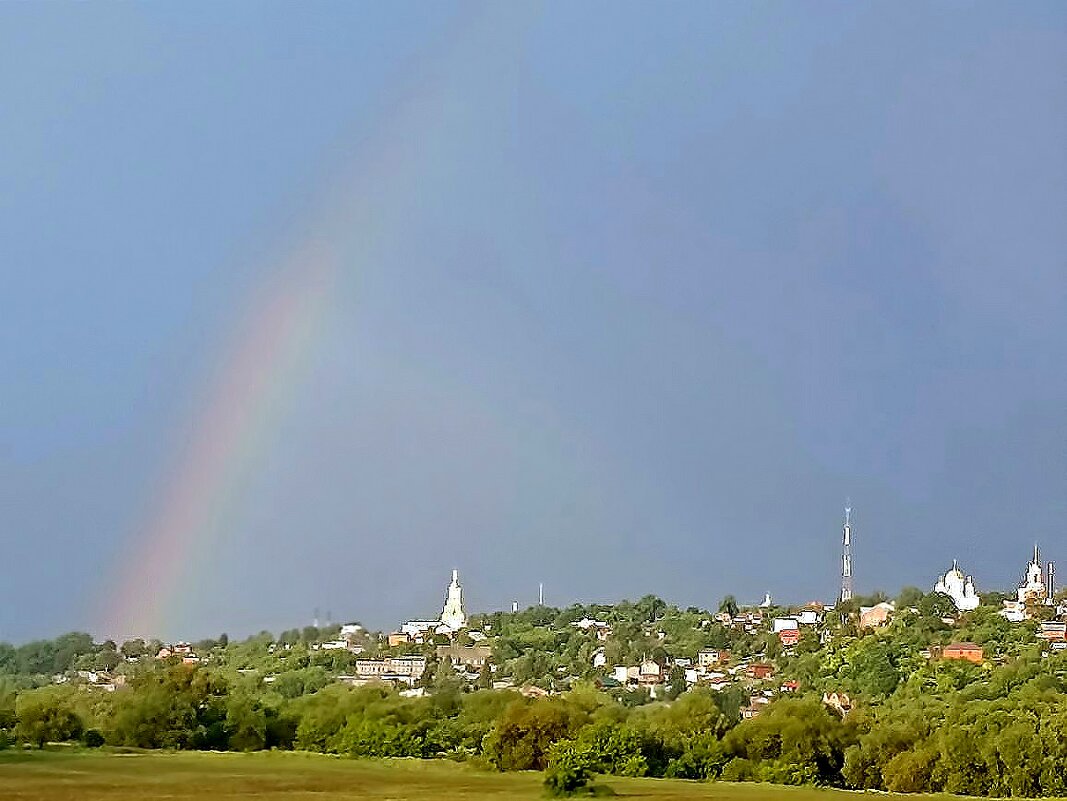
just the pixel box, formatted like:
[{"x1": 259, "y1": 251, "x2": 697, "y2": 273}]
[{"x1": 0, "y1": 750, "x2": 921, "y2": 801}]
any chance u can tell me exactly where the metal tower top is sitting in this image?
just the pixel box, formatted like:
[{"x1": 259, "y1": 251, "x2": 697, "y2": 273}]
[{"x1": 840, "y1": 504, "x2": 854, "y2": 603}]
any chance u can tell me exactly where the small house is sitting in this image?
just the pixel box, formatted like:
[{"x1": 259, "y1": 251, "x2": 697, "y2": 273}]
[{"x1": 942, "y1": 642, "x2": 984, "y2": 663}]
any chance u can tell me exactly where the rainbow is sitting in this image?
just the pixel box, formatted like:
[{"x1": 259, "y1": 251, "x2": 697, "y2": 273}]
[
  {"x1": 98, "y1": 5, "x2": 540, "y2": 640},
  {"x1": 102, "y1": 250, "x2": 336, "y2": 640}
]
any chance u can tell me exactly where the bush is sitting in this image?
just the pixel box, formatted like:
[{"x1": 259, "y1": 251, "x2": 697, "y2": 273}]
[
  {"x1": 484, "y1": 698, "x2": 582, "y2": 771},
  {"x1": 82, "y1": 729, "x2": 105, "y2": 748},
  {"x1": 721, "y1": 757, "x2": 757, "y2": 782},
  {"x1": 545, "y1": 740, "x2": 596, "y2": 796}
]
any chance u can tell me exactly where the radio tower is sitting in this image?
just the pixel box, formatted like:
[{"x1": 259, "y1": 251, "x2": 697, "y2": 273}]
[{"x1": 840, "y1": 504, "x2": 854, "y2": 604}]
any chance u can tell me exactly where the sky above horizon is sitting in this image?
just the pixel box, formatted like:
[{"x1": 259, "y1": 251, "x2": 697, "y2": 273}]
[{"x1": 2, "y1": 3, "x2": 1066, "y2": 644}]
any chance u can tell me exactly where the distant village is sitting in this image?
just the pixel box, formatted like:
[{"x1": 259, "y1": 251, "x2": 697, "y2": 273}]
[{"x1": 72, "y1": 517, "x2": 1067, "y2": 724}]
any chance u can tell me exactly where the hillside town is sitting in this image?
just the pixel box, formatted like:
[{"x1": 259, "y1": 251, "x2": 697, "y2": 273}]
[
  {"x1": 9, "y1": 527, "x2": 1067, "y2": 798},
  {"x1": 93, "y1": 530, "x2": 1067, "y2": 721}
]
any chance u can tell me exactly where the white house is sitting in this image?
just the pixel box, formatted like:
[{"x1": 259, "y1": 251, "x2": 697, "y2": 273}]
[
  {"x1": 592, "y1": 648, "x2": 607, "y2": 669},
  {"x1": 317, "y1": 640, "x2": 348, "y2": 650},
  {"x1": 697, "y1": 648, "x2": 726, "y2": 667},
  {"x1": 797, "y1": 609, "x2": 822, "y2": 626}
]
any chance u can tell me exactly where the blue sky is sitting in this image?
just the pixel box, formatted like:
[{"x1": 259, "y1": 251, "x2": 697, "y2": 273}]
[{"x1": 2, "y1": 3, "x2": 1065, "y2": 642}]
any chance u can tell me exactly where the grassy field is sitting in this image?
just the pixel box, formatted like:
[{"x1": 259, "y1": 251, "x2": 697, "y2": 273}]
[{"x1": 0, "y1": 750, "x2": 911, "y2": 801}]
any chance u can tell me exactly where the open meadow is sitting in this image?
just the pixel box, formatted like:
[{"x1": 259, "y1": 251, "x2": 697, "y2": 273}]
[{"x1": 0, "y1": 751, "x2": 928, "y2": 801}]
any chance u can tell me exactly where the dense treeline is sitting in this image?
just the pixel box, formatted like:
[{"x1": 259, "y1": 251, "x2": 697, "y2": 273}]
[
  {"x1": 9, "y1": 655, "x2": 1067, "y2": 797},
  {"x1": 3, "y1": 590, "x2": 1067, "y2": 796}
]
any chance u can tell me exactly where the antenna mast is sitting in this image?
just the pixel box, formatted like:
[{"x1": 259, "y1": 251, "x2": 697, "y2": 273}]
[{"x1": 840, "y1": 503, "x2": 854, "y2": 604}]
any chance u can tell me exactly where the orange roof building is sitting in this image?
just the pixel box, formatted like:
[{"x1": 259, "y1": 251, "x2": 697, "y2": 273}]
[{"x1": 943, "y1": 642, "x2": 984, "y2": 663}]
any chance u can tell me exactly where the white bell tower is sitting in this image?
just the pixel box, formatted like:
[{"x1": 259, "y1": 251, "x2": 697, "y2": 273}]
[{"x1": 440, "y1": 569, "x2": 467, "y2": 631}]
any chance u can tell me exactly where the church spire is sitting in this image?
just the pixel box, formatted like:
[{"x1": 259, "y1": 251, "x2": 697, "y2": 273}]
[{"x1": 441, "y1": 569, "x2": 467, "y2": 632}]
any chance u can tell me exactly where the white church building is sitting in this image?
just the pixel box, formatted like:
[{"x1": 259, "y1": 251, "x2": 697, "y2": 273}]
[
  {"x1": 440, "y1": 569, "x2": 468, "y2": 632},
  {"x1": 933, "y1": 560, "x2": 980, "y2": 612},
  {"x1": 398, "y1": 569, "x2": 469, "y2": 640}
]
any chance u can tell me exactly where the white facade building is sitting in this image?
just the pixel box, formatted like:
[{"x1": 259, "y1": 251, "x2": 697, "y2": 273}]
[
  {"x1": 933, "y1": 560, "x2": 980, "y2": 612},
  {"x1": 401, "y1": 620, "x2": 439, "y2": 638},
  {"x1": 797, "y1": 609, "x2": 822, "y2": 626}
]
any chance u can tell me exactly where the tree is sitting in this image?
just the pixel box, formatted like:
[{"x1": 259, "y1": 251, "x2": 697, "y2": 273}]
[
  {"x1": 723, "y1": 697, "x2": 856, "y2": 785},
  {"x1": 544, "y1": 739, "x2": 596, "y2": 796},
  {"x1": 844, "y1": 640, "x2": 902, "y2": 697},
  {"x1": 484, "y1": 698, "x2": 583, "y2": 771},
  {"x1": 107, "y1": 665, "x2": 229, "y2": 749},
  {"x1": 477, "y1": 663, "x2": 492, "y2": 690},
  {"x1": 566, "y1": 721, "x2": 649, "y2": 776},
  {"x1": 919, "y1": 592, "x2": 958, "y2": 621},
  {"x1": 416, "y1": 659, "x2": 437, "y2": 689},
  {"x1": 278, "y1": 629, "x2": 301, "y2": 647},
  {"x1": 432, "y1": 658, "x2": 464, "y2": 714},
  {"x1": 272, "y1": 667, "x2": 329, "y2": 699},
  {"x1": 881, "y1": 748, "x2": 937, "y2": 793},
  {"x1": 92, "y1": 647, "x2": 122, "y2": 672},
  {"x1": 15, "y1": 636, "x2": 81, "y2": 675},
  {"x1": 225, "y1": 691, "x2": 267, "y2": 751},
  {"x1": 0, "y1": 682, "x2": 17, "y2": 732},
  {"x1": 121, "y1": 639, "x2": 147, "y2": 660},
  {"x1": 666, "y1": 666, "x2": 687, "y2": 700},
  {"x1": 896, "y1": 586, "x2": 925, "y2": 608},
  {"x1": 636, "y1": 595, "x2": 665, "y2": 623},
  {"x1": 15, "y1": 687, "x2": 83, "y2": 748},
  {"x1": 719, "y1": 596, "x2": 739, "y2": 619}
]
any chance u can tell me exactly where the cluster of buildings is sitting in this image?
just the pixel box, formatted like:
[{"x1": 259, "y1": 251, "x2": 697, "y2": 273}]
[
  {"x1": 156, "y1": 642, "x2": 203, "y2": 664},
  {"x1": 770, "y1": 607, "x2": 826, "y2": 645},
  {"x1": 343, "y1": 655, "x2": 426, "y2": 687},
  {"x1": 387, "y1": 570, "x2": 480, "y2": 646},
  {"x1": 53, "y1": 669, "x2": 127, "y2": 692},
  {"x1": 602, "y1": 646, "x2": 856, "y2": 721},
  {"x1": 310, "y1": 624, "x2": 367, "y2": 653},
  {"x1": 608, "y1": 648, "x2": 775, "y2": 694},
  {"x1": 930, "y1": 544, "x2": 1064, "y2": 623},
  {"x1": 346, "y1": 571, "x2": 495, "y2": 688},
  {"x1": 361, "y1": 539, "x2": 1067, "y2": 701},
  {"x1": 837, "y1": 507, "x2": 1062, "y2": 620},
  {"x1": 571, "y1": 617, "x2": 613, "y2": 640},
  {"x1": 91, "y1": 524, "x2": 1067, "y2": 706}
]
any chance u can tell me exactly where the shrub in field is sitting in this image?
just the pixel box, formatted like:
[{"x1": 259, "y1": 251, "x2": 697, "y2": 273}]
[
  {"x1": 544, "y1": 740, "x2": 596, "y2": 797},
  {"x1": 82, "y1": 728, "x2": 105, "y2": 748}
]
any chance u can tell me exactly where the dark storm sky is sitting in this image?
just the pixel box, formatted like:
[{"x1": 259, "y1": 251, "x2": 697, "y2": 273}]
[{"x1": 1, "y1": 2, "x2": 1065, "y2": 641}]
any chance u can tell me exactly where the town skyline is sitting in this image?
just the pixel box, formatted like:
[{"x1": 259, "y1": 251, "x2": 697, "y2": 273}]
[{"x1": 78, "y1": 528, "x2": 1066, "y2": 647}]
